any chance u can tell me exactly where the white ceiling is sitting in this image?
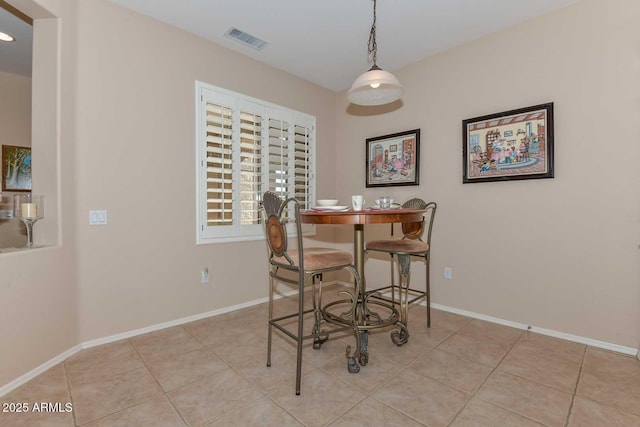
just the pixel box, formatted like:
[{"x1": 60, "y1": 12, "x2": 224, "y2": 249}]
[
  {"x1": 0, "y1": 1, "x2": 578, "y2": 89},
  {"x1": 108, "y1": 0, "x2": 578, "y2": 92}
]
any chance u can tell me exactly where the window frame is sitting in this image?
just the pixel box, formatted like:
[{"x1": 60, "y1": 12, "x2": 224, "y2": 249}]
[{"x1": 195, "y1": 81, "x2": 316, "y2": 244}]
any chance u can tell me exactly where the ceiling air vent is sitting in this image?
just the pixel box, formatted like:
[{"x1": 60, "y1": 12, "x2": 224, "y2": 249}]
[{"x1": 224, "y1": 27, "x2": 268, "y2": 50}]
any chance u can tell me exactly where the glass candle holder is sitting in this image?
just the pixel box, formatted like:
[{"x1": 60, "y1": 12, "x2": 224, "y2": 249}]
[
  {"x1": 379, "y1": 196, "x2": 391, "y2": 209},
  {"x1": 14, "y1": 194, "x2": 44, "y2": 248}
]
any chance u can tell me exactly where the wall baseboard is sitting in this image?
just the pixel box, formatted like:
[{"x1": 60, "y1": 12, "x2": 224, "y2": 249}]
[
  {"x1": 82, "y1": 297, "x2": 270, "y2": 350},
  {"x1": 0, "y1": 286, "x2": 301, "y2": 397},
  {"x1": 0, "y1": 344, "x2": 82, "y2": 398},
  {"x1": 429, "y1": 302, "x2": 639, "y2": 356},
  {"x1": 343, "y1": 282, "x2": 639, "y2": 356},
  {"x1": 2, "y1": 281, "x2": 638, "y2": 396}
]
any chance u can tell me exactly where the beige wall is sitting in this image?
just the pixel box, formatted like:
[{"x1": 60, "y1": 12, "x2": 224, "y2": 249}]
[
  {"x1": 335, "y1": 0, "x2": 640, "y2": 348},
  {"x1": 1, "y1": 0, "x2": 337, "y2": 388},
  {"x1": 72, "y1": 0, "x2": 338, "y2": 341},
  {"x1": 0, "y1": 71, "x2": 31, "y2": 147},
  {"x1": 0, "y1": 0, "x2": 77, "y2": 389}
]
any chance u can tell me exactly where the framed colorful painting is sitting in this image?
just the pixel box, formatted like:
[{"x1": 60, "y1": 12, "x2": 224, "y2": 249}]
[
  {"x1": 366, "y1": 129, "x2": 420, "y2": 188},
  {"x1": 2, "y1": 145, "x2": 32, "y2": 192},
  {"x1": 462, "y1": 103, "x2": 554, "y2": 183}
]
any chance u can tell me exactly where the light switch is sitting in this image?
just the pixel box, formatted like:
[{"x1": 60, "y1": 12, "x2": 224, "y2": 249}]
[{"x1": 89, "y1": 210, "x2": 108, "y2": 225}]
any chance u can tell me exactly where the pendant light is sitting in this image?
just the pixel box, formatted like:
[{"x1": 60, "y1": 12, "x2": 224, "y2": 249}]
[{"x1": 348, "y1": 0, "x2": 403, "y2": 106}]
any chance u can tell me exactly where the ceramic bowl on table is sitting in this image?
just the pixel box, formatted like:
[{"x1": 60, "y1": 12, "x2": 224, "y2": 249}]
[{"x1": 316, "y1": 199, "x2": 339, "y2": 207}]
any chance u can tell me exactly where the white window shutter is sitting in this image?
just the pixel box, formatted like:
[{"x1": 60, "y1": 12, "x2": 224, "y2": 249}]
[
  {"x1": 293, "y1": 123, "x2": 313, "y2": 210},
  {"x1": 205, "y1": 102, "x2": 234, "y2": 226},
  {"x1": 197, "y1": 81, "x2": 316, "y2": 244},
  {"x1": 239, "y1": 111, "x2": 264, "y2": 225},
  {"x1": 268, "y1": 117, "x2": 290, "y2": 199}
]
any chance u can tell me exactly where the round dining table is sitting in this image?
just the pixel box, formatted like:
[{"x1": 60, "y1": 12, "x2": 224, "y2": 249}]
[{"x1": 299, "y1": 207, "x2": 426, "y2": 364}]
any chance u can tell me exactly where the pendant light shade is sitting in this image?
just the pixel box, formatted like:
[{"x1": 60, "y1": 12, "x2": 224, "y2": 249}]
[
  {"x1": 347, "y1": 0, "x2": 403, "y2": 106},
  {"x1": 348, "y1": 65, "x2": 403, "y2": 106}
]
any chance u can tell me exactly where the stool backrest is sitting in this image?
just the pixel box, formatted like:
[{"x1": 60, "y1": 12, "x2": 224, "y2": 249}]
[
  {"x1": 401, "y1": 199, "x2": 437, "y2": 246},
  {"x1": 262, "y1": 191, "x2": 301, "y2": 266}
]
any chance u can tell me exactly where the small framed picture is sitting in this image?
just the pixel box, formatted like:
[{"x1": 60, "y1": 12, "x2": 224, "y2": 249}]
[
  {"x1": 462, "y1": 103, "x2": 554, "y2": 183},
  {"x1": 366, "y1": 129, "x2": 420, "y2": 188},
  {"x1": 2, "y1": 145, "x2": 32, "y2": 192}
]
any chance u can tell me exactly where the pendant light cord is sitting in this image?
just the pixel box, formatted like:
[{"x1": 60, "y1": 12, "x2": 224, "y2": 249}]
[{"x1": 368, "y1": 0, "x2": 378, "y2": 67}]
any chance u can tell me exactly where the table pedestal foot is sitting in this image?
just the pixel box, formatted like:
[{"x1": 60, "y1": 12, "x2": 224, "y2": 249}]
[{"x1": 391, "y1": 323, "x2": 409, "y2": 346}]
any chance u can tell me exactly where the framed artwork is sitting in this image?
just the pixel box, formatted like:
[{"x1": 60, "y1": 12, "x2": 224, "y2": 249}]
[
  {"x1": 366, "y1": 129, "x2": 420, "y2": 188},
  {"x1": 2, "y1": 145, "x2": 32, "y2": 192},
  {"x1": 462, "y1": 103, "x2": 554, "y2": 183}
]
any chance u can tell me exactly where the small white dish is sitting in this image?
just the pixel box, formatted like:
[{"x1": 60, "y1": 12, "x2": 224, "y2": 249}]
[
  {"x1": 312, "y1": 205, "x2": 350, "y2": 211},
  {"x1": 369, "y1": 203, "x2": 402, "y2": 210},
  {"x1": 316, "y1": 199, "x2": 339, "y2": 206}
]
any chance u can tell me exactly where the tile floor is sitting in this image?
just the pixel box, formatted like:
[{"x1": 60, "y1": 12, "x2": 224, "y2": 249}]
[{"x1": 2, "y1": 287, "x2": 640, "y2": 427}]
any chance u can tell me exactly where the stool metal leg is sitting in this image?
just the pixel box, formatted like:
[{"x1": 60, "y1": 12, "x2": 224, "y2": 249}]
[
  {"x1": 391, "y1": 254, "x2": 410, "y2": 346},
  {"x1": 295, "y1": 275, "x2": 305, "y2": 395},
  {"x1": 426, "y1": 253, "x2": 431, "y2": 328},
  {"x1": 267, "y1": 272, "x2": 274, "y2": 368}
]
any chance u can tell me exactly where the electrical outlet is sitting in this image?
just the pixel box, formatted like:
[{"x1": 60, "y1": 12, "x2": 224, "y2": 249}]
[
  {"x1": 444, "y1": 267, "x2": 452, "y2": 280},
  {"x1": 201, "y1": 268, "x2": 209, "y2": 284}
]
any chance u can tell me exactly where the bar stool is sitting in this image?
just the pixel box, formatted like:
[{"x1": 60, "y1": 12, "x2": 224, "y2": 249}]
[
  {"x1": 365, "y1": 199, "x2": 436, "y2": 344},
  {"x1": 262, "y1": 191, "x2": 361, "y2": 395}
]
